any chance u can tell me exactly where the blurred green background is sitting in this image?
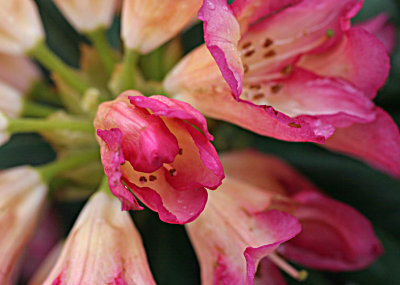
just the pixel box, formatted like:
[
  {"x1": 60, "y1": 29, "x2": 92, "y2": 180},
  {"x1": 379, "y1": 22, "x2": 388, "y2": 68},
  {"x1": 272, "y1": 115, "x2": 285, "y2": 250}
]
[{"x1": 1, "y1": 0, "x2": 399, "y2": 284}]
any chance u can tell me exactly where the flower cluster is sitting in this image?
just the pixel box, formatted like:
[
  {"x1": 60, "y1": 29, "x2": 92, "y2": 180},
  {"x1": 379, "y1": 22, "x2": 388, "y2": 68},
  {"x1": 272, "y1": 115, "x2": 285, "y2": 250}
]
[{"x1": 0, "y1": 0, "x2": 397, "y2": 284}]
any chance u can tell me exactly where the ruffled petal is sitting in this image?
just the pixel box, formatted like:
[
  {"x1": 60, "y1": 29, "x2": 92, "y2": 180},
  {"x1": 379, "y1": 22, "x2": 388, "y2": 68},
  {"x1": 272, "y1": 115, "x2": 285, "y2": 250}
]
[
  {"x1": 279, "y1": 191, "x2": 383, "y2": 271},
  {"x1": 231, "y1": 0, "x2": 300, "y2": 32},
  {"x1": 356, "y1": 13, "x2": 396, "y2": 54},
  {"x1": 237, "y1": 0, "x2": 361, "y2": 83},
  {"x1": 198, "y1": 0, "x2": 243, "y2": 98},
  {"x1": 95, "y1": 93, "x2": 180, "y2": 173},
  {"x1": 186, "y1": 178, "x2": 301, "y2": 284},
  {"x1": 96, "y1": 128, "x2": 143, "y2": 211},
  {"x1": 160, "y1": 117, "x2": 224, "y2": 191},
  {"x1": 122, "y1": 165, "x2": 208, "y2": 224},
  {"x1": 298, "y1": 28, "x2": 390, "y2": 99},
  {"x1": 129, "y1": 94, "x2": 213, "y2": 140},
  {"x1": 324, "y1": 108, "x2": 400, "y2": 177}
]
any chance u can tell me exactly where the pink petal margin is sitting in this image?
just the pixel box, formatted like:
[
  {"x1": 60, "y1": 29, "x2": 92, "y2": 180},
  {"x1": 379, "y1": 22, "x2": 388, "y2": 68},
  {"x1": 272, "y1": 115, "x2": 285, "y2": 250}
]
[
  {"x1": 244, "y1": 210, "x2": 301, "y2": 285},
  {"x1": 324, "y1": 108, "x2": 400, "y2": 177},
  {"x1": 129, "y1": 95, "x2": 214, "y2": 140},
  {"x1": 97, "y1": 129, "x2": 143, "y2": 211},
  {"x1": 279, "y1": 191, "x2": 383, "y2": 271},
  {"x1": 198, "y1": 0, "x2": 243, "y2": 99}
]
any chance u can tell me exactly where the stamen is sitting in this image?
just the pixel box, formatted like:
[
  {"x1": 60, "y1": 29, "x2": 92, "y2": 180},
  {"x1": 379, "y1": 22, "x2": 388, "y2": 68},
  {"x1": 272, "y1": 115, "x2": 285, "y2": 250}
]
[{"x1": 268, "y1": 252, "x2": 308, "y2": 281}]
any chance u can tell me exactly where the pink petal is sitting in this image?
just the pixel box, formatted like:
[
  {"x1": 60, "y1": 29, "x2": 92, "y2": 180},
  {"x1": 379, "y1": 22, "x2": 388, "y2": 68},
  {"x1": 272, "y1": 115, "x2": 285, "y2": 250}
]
[
  {"x1": 254, "y1": 259, "x2": 287, "y2": 285},
  {"x1": 324, "y1": 107, "x2": 400, "y2": 177},
  {"x1": 231, "y1": 0, "x2": 300, "y2": 31},
  {"x1": 97, "y1": 128, "x2": 143, "y2": 211},
  {"x1": 129, "y1": 94, "x2": 213, "y2": 140},
  {"x1": 220, "y1": 150, "x2": 318, "y2": 196},
  {"x1": 279, "y1": 191, "x2": 383, "y2": 271},
  {"x1": 198, "y1": 0, "x2": 243, "y2": 98},
  {"x1": 298, "y1": 28, "x2": 390, "y2": 99},
  {"x1": 122, "y1": 168, "x2": 208, "y2": 224},
  {"x1": 237, "y1": 0, "x2": 361, "y2": 82},
  {"x1": 356, "y1": 13, "x2": 396, "y2": 54},
  {"x1": 160, "y1": 117, "x2": 224, "y2": 191},
  {"x1": 95, "y1": 94, "x2": 180, "y2": 173}
]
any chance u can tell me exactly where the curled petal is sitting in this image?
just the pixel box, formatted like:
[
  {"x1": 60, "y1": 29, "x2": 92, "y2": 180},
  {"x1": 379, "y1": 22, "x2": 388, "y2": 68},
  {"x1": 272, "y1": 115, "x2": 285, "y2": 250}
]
[
  {"x1": 299, "y1": 28, "x2": 390, "y2": 99},
  {"x1": 97, "y1": 128, "x2": 142, "y2": 211},
  {"x1": 198, "y1": 0, "x2": 243, "y2": 98},
  {"x1": 356, "y1": 13, "x2": 396, "y2": 54},
  {"x1": 324, "y1": 108, "x2": 400, "y2": 177},
  {"x1": 279, "y1": 191, "x2": 383, "y2": 271}
]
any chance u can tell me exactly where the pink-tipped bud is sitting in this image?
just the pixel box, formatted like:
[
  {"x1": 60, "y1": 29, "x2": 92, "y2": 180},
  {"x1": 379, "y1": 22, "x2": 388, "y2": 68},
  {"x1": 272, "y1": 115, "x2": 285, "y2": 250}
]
[
  {"x1": 121, "y1": 0, "x2": 202, "y2": 53},
  {"x1": 53, "y1": 0, "x2": 117, "y2": 32},
  {"x1": 40, "y1": 191, "x2": 156, "y2": 285},
  {"x1": 0, "y1": 166, "x2": 47, "y2": 285},
  {"x1": 0, "y1": 0, "x2": 44, "y2": 55}
]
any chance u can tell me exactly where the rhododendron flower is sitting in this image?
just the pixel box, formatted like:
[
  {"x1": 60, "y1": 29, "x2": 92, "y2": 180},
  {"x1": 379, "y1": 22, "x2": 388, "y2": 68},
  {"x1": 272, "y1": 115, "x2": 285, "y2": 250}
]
[
  {"x1": 94, "y1": 91, "x2": 224, "y2": 224},
  {"x1": 0, "y1": 166, "x2": 47, "y2": 285},
  {"x1": 220, "y1": 150, "x2": 383, "y2": 283},
  {"x1": 186, "y1": 177, "x2": 301, "y2": 284},
  {"x1": 0, "y1": 0, "x2": 44, "y2": 55},
  {"x1": 40, "y1": 191, "x2": 156, "y2": 285},
  {"x1": 164, "y1": 0, "x2": 400, "y2": 177},
  {"x1": 357, "y1": 13, "x2": 396, "y2": 54},
  {"x1": 122, "y1": 0, "x2": 202, "y2": 53},
  {"x1": 53, "y1": 0, "x2": 116, "y2": 32},
  {"x1": 0, "y1": 53, "x2": 40, "y2": 93}
]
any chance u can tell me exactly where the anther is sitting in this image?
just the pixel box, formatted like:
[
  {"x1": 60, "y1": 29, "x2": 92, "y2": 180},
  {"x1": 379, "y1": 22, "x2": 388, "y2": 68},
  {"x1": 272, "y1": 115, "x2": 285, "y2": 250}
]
[
  {"x1": 270, "y1": 84, "x2": 283, "y2": 94},
  {"x1": 263, "y1": 50, "x2": 276, "y2": 58},
  {"x1": 263, "y1": 38, "x2": 273, "y2": 48}
]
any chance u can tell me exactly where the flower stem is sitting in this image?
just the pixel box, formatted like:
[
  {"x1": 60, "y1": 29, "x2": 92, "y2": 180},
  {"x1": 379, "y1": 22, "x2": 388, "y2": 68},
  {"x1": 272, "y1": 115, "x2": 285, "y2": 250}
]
[
  {"x1": 29, "y1": 41, "x2": 90, "y2": 94},
  {"x1": 22, "y1": 101, "x2": 58, "y2": 117},
  {"x1": 87, "y1": 28, "x2": 116, "y2": 75},
  {"x1": 7, "y1": 118, "x2": 94, "y2": 133},
  {"x1": 37, "y1": 149, "x2": 100, "y2": 183},
  {"x1": 119, "y1": 48, "x2": 139, "y2": 93}
]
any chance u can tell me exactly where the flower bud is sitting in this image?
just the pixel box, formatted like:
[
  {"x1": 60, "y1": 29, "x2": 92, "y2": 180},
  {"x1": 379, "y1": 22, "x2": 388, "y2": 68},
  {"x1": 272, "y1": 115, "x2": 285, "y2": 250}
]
[
  {"x1": 53, "y1": 0, "x2": 117, "y2": 32},
  {"x1": 0, "y1": 166, "x2": 47, "y2": 284},
  {"x1": 0, "y1": 82, "x2": 24, "y2": 118},
  {"x1": 121, "y1": 0, "x2": 202, "y2": 53},
  {"x1": 40, "y1": 191, "x2": 156, "y2": 285},
  {"x1": 0, "y1": 0, "x2": 44, "y2": 55}
]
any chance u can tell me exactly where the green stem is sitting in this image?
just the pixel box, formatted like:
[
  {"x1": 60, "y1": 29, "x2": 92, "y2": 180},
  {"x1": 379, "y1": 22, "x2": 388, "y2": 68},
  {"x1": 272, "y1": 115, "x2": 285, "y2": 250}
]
[
  {"x1": 119, "y1": 48, "x2": 139, "y2": 93},
  {"x1": 37, "y1": 149, "x2": 100, "y2": 183},
  {"x1": 29, "y1": 41, "x2": 90, "y2": 94},
  {"x1": 28, "y1": 81, "x2": 63, "y2": 106},
  {"x1": 7, "y1": 118, "x2": 94, "y2": 133},
  {"x1": 87, "y1": 28, "x2": 116, "y2": 75},
  {"x1": 22, "y1": 101, "x2": 58, "y2": 117}
]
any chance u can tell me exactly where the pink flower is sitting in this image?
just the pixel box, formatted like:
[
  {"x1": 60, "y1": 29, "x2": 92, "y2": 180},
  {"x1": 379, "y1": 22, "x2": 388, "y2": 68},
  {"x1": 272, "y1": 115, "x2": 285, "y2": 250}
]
[
  {"x1": 40, "y1": 191, "x2": 156, "y2": 285},
  {"x1": 164, "y1": 0, "x2": 400, "y2": 177},
  {"x1": 94, "y1": 91, "x2": 224, "y2": 224},
  {"x1": 0, "y1": 166, "x2": 47, "y2": 285},
  {"x1": 221, "y1": 150, "x2": 383, "y2": 283},
  {"x1": 122, "y1": 0, "x2": 202, "y2": 53}
]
